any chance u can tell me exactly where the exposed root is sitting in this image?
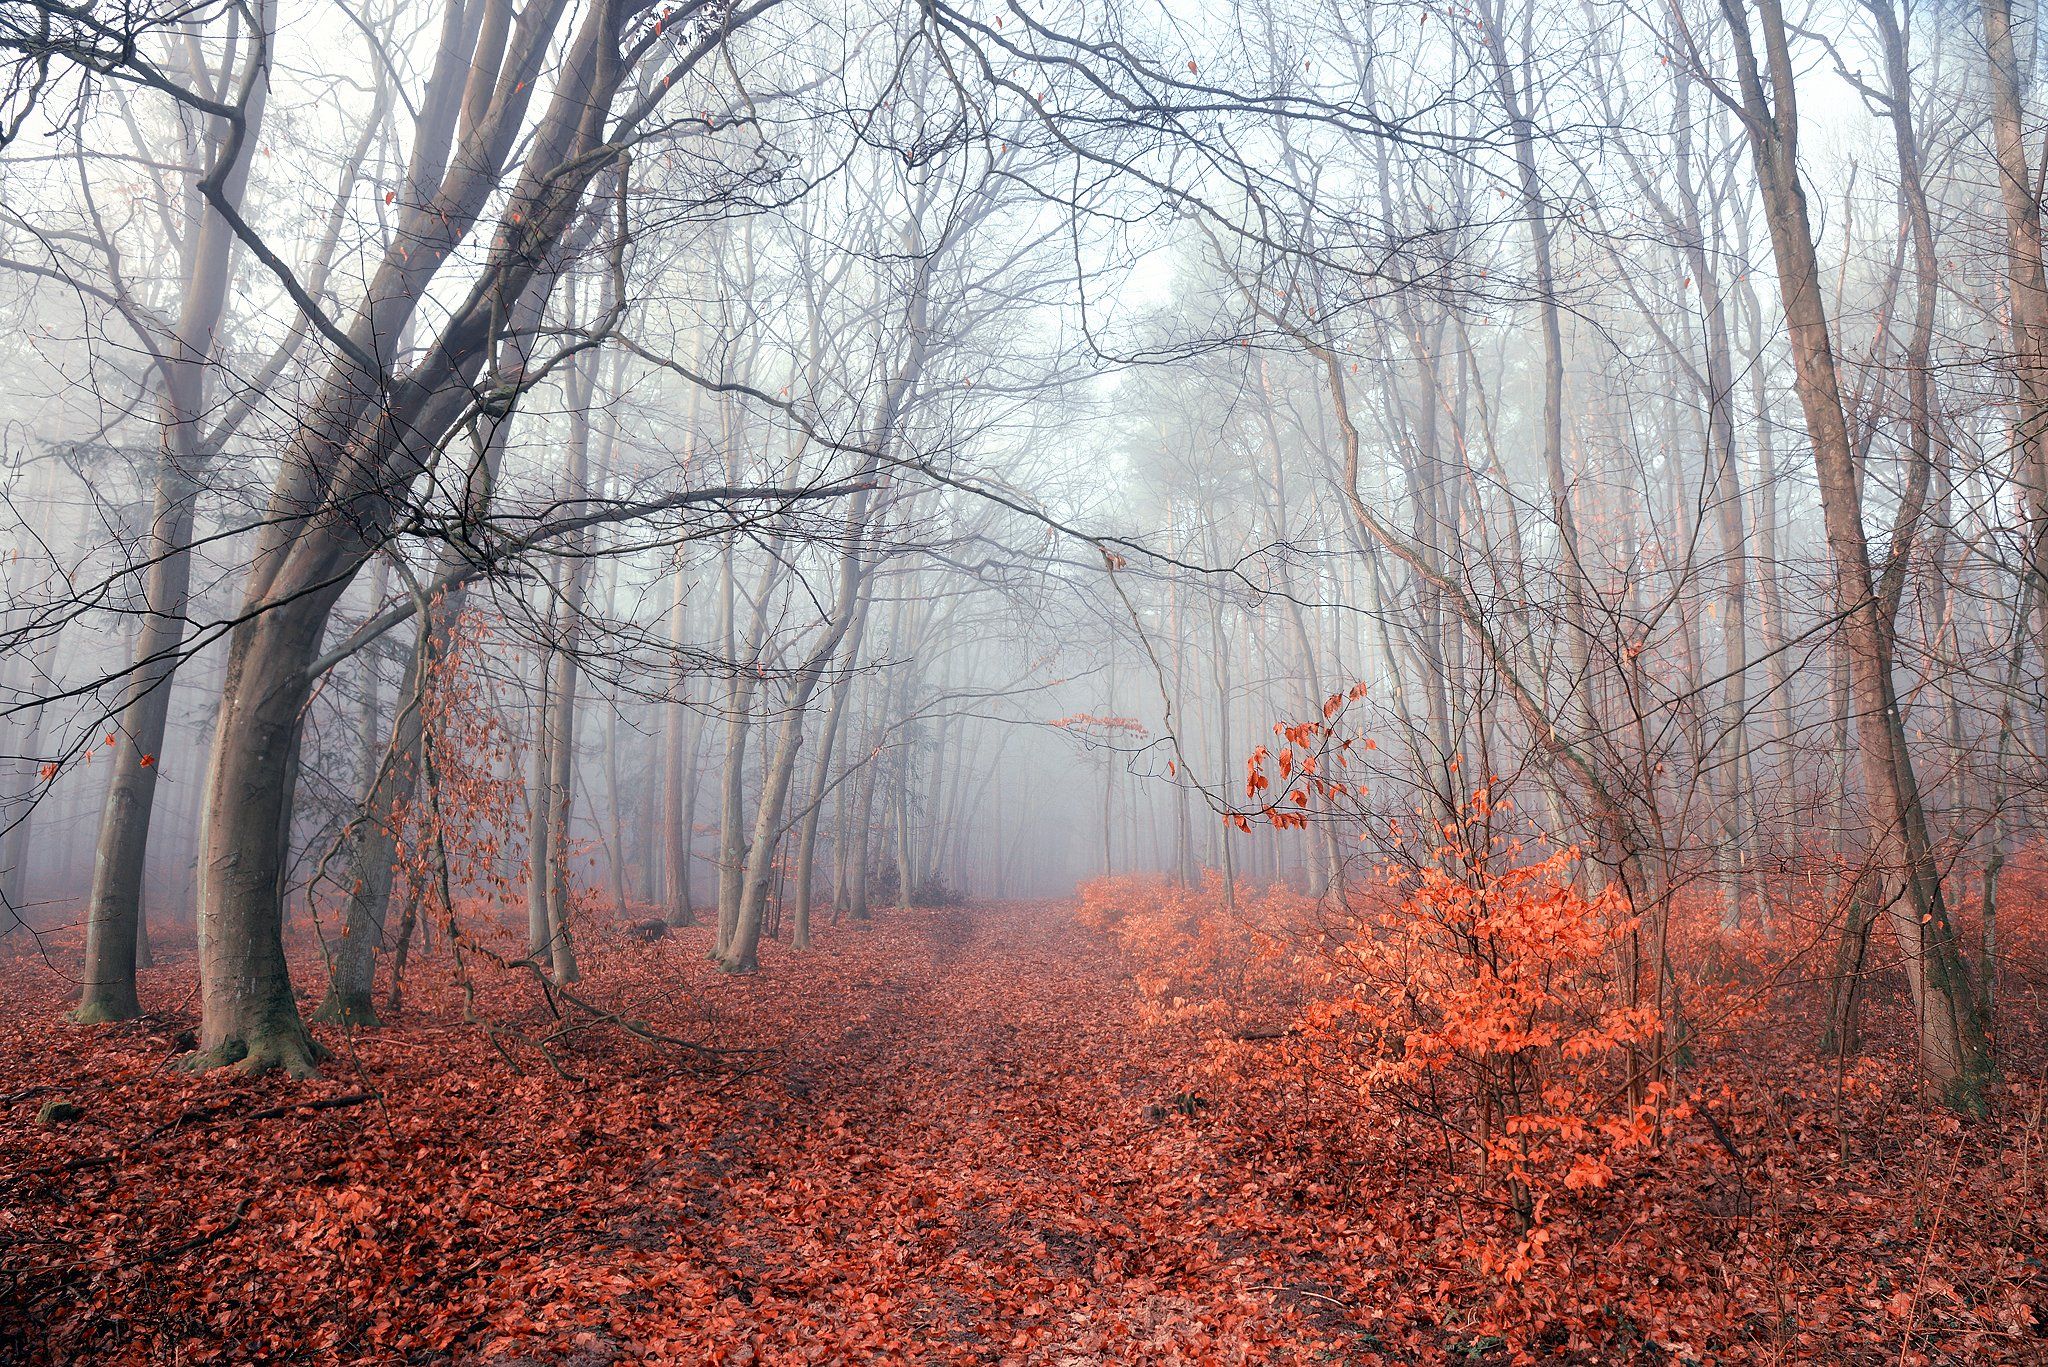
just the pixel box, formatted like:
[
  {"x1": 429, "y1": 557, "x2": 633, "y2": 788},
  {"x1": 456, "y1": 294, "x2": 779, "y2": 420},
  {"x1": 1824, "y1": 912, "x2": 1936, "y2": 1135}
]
[
  {"x1": 70, "y1": 997, "x2": 142, "y2": 1026},
  {"x1": 176, "y1": 1026, "x2": 327, "y2": 1079},
  {"x1": 306, "y1": 992, "x2": 381, "y2": 1029}
]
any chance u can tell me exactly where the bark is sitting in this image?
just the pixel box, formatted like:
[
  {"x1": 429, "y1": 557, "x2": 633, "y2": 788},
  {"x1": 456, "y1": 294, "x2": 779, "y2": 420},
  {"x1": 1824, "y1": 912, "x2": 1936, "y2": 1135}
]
[
  {"x1": 177, "y1": 0, "x2": 757, "y2": 1074},
  {"x1": 540, "y1": 632, "x2": 582, "y2": 984},
  {"x1": 185, "y1": 591, "x2": 336, "y2": 1077},
  {"x1": 662, "y1": 682, "x2": 700, "y2": 927},
  {"x1": 526, "y1": 632, "x2": 556, "y2": 961},
  {"x1": 661, "y1": 345, "x2": 709, "y2": 926},
  {"x1": 1720, "y1": 0, "x2": 1992, "y2": 1111},
  {"x1": 1204, "y1": 560, "x2": 1237, "y2": 910},
  {"x1": 712, "y1": 549, "x2": 777, "y2": 958},
  {"x1": 537, "y1": 348, "x2": 607, "y2": 986},
  {"x1": 1478, "y1": 0, "x2": 1598, "y2": 745},
  {"x1": 309, "y1": 557, "x2": 426, "y2": 1029},
  {"x1": 77, "y1": 6, "x2": 273, "y2": 1022},
  {"x1": 312, "y1": 598, "x2": 434, "y2": 1026},
  {"x1": 1672, "y1": 67, "x2": 1751, "y2": 931},
  {"x1": 662, "y1": 578, "x2": 699, "y2": 927},
  {"x1": 600, "y1": 595, "x2": 629, "y2": 915},
  {"x1": 0, "y1": 688, "x2": 43, "y2": 926},
  {"x1": 1253, "y1": 358, "x2": 1343, "y2": 895},
  {"x1": 723, "y1": 502, "x2": 877, "y2": 971},
  {"x1": 1979, "y1": 0, "x2": 2048, "y2": 663},
  {"x1": 792, "y1": 577, "x2": 874, "y2": 950},
  {"x1": 847, "y1": 671, "x2": 883, "y2": 923}
]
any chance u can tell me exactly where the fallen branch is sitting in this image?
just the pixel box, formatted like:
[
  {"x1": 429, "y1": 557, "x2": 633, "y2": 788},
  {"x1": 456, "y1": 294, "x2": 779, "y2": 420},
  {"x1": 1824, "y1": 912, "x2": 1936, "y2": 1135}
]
[
  {"x1": 558, "y1": 986, "x2": 769, "y2": 1063},
  {"x1": 1249, "y1": 1284, "x2": 1351, "y2": 1309},
  {"x1": 458, "y1": 933, "x2": 766, "y2": 1070},
  {"x1": 1229, "y1": 1025, "x2": 1300, "y2": 1043},
  {"x1": 147, "y1": 1090, "x2": 378, "y2": 1140},
  {"x1": 53, "y1": 1153, "x2": 118, "y2": 1175},
  {"x1": 137, "y1": 1196, "x2": 256, "y2": 1264},
  {"x1": 26, "y1": 1094, "x2": 377, "y2": 1186}
]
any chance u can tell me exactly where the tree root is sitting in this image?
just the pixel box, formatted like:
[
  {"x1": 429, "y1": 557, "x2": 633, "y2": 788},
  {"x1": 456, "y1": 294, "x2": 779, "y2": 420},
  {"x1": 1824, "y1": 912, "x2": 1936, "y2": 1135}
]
[
  {"x1": 147, "y1": 1090, "x2": 376, "y2": 1138},
  {"x1": 71, "y1": 997, "x2": 143, "y2": 1026},
  {"x1": 306, "y1": 992, "x2": 381, "y2": 1029},
  {"x1": 175, "y1": 1026, "x2": 328, "y2": 1079}
]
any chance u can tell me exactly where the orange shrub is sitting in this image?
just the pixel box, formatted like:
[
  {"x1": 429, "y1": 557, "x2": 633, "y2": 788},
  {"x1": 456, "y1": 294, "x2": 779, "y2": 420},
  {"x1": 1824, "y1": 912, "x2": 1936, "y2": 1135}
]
[
  {"x1": 1308, "y1": 846, "x2": 1662, "y2": 1250},
  {"x1": 1083, "y1": 842, "x2": 1665, "y2": 1281}
]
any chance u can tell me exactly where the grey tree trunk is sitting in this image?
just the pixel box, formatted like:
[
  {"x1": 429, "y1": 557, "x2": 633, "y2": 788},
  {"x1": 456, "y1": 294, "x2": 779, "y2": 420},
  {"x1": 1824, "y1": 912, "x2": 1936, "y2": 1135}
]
[
  {"x1": 186, "y1": 589, "x2": 339, "y2": 1077},
  {"x1": 792, "y1": 577, "x2": 874, "y2": 949},
  {"x1": 1724, "y1": 0, "x2": 1992, "y2": 1111},
  {"x1": 723, "y1": 501, "x2": 875, "y2": 971},
  {"x1": 662, "y1": 574, "x2": 699, "y2": 927},
  {"x1": 540, "y1": 636, "x2": 583, "y2": 985},
  {"x1": 527, "y1": 631, "x2": 556, "y2": 962},
  {"x1": 76, "y1": 10, "x2": 274, "y2": 1022},
  {"x1": 1979, "y1": 0, "x2": 2048, "y2": 667},
  {"x1": 309, "y1": 555, "x2": 430, "y2": 1029},
  {"x1": 537, "y1": 349, "x2": 606, "y2": 986},
  {"x1": 848, "y1": 665, "x2": 886, "y2": 923}
]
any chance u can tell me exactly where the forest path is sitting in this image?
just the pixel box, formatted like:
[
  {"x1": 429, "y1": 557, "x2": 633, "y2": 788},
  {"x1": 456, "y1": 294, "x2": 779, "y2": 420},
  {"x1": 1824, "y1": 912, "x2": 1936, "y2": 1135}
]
[
  {"x1": 646, "y1": 901, "x2": 1344, "y2": 1363},
  {"x1": 1, "y1": 901, "x2": 1388, "y2": 1365}
]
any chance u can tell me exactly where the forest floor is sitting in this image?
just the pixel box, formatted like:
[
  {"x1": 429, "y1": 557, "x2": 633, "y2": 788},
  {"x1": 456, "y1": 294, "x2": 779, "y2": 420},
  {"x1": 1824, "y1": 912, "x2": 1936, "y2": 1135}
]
[{"x1": 1, "y1": 900, "x2": 2044, "y2": 1365}]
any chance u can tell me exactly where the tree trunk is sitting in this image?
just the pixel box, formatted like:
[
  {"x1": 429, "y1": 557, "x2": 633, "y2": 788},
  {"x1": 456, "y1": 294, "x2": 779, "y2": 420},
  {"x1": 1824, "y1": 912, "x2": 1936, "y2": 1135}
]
[
  {"x1": 538, "y1": 349, "x2": 605, "y2": 986},
  {"x1": 526, "y1": 634, "x2": 556, "y2": 961},
  {"x1": 76, "y1": 7, "x2": 275, "y2": 1020},
  {"x1": 792, "y1": 578, "x2": 873, "y2": 949},
  {"x1": 311, "y1": 598, "x2": 434, "y2": 1026},
  {"x1": 1722, "y1": 0, "x2": 1992, "y2": 1111},
  {"x1": 75, "y1": 483, "x2": 199, "y2": 1020},
  {"x1": 184, "y1": 591, "x2": 336, "y2": 1077},
  {"x1": 724, "y1": 517, "x2": 874, "y2": 970},
  {"x1": 663, "y1": 574, "x2": 699, "y2": 927},
  {"x1": 1979, "y1": 0, "x2": 2048, "y2": 666}
]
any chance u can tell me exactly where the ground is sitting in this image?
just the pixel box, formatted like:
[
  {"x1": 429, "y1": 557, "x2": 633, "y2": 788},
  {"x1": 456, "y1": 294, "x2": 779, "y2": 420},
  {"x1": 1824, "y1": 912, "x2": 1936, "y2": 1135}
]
[{"x1": 1, "y1": 901, "x2": 2043, "y2": 1364}]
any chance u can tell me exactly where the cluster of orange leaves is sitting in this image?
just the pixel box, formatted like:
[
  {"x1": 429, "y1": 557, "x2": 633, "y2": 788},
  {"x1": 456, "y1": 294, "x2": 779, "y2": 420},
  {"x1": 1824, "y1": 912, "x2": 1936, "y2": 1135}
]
[
  {"x1": 1232, "y1": 684, "x2": 1373, "y2": 832},
  {"x1": 1067, "y1": 690, "x2": 2048, "y2": 1356},
  {"x1": 388, "y1": 612, "x2": 529, "y2": 924},
  {"x1": 1076, "y1": 843, "x2": 2048, "y2": 1357},
  {"x1": 1047, "y1": 712, "x2": 1149, "y2": 737},
  {"x1": 1081, "y1": 837, "x2": 1665, "y2": 1279}
]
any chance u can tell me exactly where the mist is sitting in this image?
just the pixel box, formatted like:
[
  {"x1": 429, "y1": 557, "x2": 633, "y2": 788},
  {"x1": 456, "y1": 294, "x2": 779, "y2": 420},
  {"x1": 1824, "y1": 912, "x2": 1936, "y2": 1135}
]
[{"x1": 2, "y1": 0, "x2": 2046, "y2": 1360}]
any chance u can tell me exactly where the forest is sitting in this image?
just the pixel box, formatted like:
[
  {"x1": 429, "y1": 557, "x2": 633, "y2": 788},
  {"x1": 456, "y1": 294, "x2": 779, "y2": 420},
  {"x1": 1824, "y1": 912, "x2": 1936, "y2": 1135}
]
[{"x1": 0, "y1": 0, "x2": 2045, "y2": 1361}]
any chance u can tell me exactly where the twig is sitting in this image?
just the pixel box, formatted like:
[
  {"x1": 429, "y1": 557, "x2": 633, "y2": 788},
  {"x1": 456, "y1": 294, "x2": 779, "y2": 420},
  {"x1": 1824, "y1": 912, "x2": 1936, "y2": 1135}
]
[
  {"x1": 53, "y1": 1153, "x2": 119, "y2": 1175},
  {"x1": 28, "y1": 1093, "x2": 378, "y2": 1185},
  {"x1": 1229, "y1": 1025, "x2": 1300, "y2": 1042},
  {"x1": 33, "y1": 1195, "x2": 261, "y2": 1273},
  {"x1": 136, "y1": 1195, "x2": 256, "y2": 1264},
  {"x1": 1249, "y1": 1284, "x2": 1351, "y2": 1309},
  {"x1": 1700, "y1": 1096, "x2": 1747, "y2": 1163}
]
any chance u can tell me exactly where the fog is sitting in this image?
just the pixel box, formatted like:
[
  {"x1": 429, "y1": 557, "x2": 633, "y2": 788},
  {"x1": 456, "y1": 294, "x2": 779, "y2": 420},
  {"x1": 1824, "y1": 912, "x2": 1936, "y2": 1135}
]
[{"x1": 0, "y1": 0, "x2": 2039, "y2": 1105}]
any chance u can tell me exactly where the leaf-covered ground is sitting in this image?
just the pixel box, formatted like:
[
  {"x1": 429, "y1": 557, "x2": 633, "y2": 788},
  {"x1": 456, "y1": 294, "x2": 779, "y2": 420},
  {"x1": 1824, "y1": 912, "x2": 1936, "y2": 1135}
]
[{"x1": 1, "y1": 902, "x2": 2043, "y2": 1364}]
